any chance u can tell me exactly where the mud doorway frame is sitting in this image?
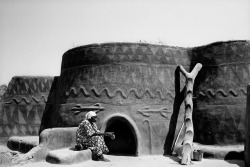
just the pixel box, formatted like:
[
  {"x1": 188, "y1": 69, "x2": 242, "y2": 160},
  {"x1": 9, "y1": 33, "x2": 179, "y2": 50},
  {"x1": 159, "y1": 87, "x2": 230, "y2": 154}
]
[{"x1": 100, "y1": 113, "x2": 142, "y2": 156}]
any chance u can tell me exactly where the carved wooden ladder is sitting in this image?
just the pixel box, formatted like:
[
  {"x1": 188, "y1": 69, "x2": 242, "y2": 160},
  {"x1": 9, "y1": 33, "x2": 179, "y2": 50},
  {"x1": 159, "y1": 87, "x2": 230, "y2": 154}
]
[{"x1": 179, "y1": 63, "x2": 202, "y2": 165}]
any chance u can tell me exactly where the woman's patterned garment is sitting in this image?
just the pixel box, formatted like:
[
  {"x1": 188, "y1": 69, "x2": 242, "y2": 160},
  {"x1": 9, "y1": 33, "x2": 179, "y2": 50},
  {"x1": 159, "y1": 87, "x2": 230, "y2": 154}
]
[{"x1": 76, "y1": 120, "x2": 109, "y2": 156}]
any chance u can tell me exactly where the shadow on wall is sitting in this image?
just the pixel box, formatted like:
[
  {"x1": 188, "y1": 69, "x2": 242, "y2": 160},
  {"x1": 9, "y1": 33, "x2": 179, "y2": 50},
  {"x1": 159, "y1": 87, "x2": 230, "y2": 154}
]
[
  {"x1": 224, "y1": 151, "x2": 244, "y2": 160},
  {"x1": 224, "y1": 151, "x2": 245, "y2": 167},
  {"x1": 190, "y1": 44, "x2": 219, "y2": 145},
  {"x1": 163, "y1": 67, "x2": 185, "y2": 155},
  {"x1": 191, "y1": 44, "x2": 219, "y2": 97},
  {"x1": 39, "y1": 77, "x2": 67, "y2": 135}
]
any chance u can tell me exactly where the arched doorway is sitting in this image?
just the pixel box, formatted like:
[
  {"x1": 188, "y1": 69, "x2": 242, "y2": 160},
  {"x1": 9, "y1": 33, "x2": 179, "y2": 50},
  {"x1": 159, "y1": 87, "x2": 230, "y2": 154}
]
[{"x1": 104, "y1": 116, "x2": 137, "y2": 156}]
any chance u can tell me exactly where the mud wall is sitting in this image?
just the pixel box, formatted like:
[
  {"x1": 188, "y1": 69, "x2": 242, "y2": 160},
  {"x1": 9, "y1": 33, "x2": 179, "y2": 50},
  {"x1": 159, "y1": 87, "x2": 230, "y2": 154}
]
[
  {"x1": 246, "y1": 85, "x2": 250, "y2": 167},
  {"x1": 0, "y1": 85, "x2": 7, "y2": 143},
  {"x1": 0, "y1": 76, "x2": 56, "y2": 144},
  {"x1": 191, "y1": 41, "x2": 250, "y2": 145}
]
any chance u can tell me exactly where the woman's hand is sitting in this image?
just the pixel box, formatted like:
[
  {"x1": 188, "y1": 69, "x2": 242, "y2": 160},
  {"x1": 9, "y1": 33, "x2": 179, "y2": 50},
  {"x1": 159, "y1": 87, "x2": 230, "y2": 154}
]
[{"x1": 105, "y1": 132, "x2": 115, "y2": 139}]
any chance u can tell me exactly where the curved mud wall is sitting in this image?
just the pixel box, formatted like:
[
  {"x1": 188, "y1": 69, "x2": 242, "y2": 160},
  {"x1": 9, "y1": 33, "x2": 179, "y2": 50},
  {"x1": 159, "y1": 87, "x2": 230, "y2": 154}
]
[
  {"x1": 0, "y1": 76, "x2": 56, "y2": 144},
  {"x1": 191, "y1": 41, "x2": 250, "y2": 145}
]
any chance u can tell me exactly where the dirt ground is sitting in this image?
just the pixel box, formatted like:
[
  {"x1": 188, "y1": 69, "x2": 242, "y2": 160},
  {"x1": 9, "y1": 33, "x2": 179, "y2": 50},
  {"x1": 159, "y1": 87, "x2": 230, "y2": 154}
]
[
  {"x1": 12, "y1": 155, "x2": 245, "y2": 167},
  {"x1": 0, "y1": 145, "x2": 245, "y2": 167}
]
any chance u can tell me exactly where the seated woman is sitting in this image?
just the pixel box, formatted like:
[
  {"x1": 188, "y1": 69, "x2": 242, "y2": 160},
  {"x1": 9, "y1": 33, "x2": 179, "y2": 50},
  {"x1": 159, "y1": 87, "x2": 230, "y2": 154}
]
[{"x1": 76, "y1": 111, "x2": 115, "y2": 162}]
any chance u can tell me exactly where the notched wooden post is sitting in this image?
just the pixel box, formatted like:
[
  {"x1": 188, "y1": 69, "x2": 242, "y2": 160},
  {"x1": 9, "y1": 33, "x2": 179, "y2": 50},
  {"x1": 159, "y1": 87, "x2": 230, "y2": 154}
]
[{"x1": 179, "y1": 63, "x2": 202, "y2": 165}]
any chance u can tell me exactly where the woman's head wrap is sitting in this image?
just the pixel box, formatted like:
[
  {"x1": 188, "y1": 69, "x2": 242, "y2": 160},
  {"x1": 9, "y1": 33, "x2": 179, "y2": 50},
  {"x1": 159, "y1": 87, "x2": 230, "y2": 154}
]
[{"x1": 85, "y1": 111, "x2": 97, "y2": 120}]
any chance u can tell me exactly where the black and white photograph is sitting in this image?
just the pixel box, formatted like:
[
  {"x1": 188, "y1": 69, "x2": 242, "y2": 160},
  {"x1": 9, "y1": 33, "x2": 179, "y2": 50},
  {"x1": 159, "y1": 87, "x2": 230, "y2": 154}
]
[{"x1": 0, "y1": 0, "x2": 249, "y2": 166}]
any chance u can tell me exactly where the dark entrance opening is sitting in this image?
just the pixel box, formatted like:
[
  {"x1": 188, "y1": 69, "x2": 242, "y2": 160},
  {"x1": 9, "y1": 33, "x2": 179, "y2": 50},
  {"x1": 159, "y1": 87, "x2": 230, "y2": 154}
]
[{"x1": 104, "y1": 117, "x2": 137, "y2": 156}]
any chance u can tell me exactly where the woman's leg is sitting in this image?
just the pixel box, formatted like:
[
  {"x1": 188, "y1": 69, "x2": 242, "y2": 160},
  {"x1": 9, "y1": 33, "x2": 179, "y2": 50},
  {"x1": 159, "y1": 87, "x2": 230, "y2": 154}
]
[{"x1": 89, "y1": 136, "x2": 109, "y2": 156}]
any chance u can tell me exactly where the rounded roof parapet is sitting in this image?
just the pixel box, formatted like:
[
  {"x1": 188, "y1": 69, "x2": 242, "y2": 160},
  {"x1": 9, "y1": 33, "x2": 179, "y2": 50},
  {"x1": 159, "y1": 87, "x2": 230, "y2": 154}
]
[
  {"x1": 60, "y1": 40, "x2": 250, "y2": 71},
  {"x1": 61, "y1": 42, "x2": 190, "y2": 71}
]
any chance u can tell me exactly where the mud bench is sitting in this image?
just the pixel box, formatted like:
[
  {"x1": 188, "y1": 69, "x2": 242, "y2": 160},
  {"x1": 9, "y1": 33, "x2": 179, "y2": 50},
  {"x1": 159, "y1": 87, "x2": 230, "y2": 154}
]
[{"x1": 46, "y1": 147, "x2": 92, "y2": 164}]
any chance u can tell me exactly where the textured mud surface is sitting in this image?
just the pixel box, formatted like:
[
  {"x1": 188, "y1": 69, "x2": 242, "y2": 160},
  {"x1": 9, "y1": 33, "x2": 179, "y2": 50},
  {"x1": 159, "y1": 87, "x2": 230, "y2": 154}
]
[{"x1": 11, "y1": 155, "x2": 245, "y2": 167}]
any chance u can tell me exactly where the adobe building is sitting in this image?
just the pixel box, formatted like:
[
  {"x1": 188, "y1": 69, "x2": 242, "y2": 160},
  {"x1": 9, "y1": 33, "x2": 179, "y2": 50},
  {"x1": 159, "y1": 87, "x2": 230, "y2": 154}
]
[{"x1": 0, "y1": 41, "x2": 249, "y2": 159}]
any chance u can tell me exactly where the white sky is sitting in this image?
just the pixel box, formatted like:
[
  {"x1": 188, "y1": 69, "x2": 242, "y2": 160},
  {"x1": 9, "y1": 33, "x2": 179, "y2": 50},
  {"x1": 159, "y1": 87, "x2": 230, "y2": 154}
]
[{"x1": 0, "y1": 0, "x2": 250, "y2": 85}]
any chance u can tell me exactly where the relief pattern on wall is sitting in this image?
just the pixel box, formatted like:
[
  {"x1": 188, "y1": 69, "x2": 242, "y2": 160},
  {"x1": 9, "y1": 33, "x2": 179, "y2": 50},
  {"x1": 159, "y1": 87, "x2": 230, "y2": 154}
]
[
  {"x1": 60, "y1": 42, "x2": 250, "y2": 103},
  {"x1": 193, "y1": 104, "x2": 246, "y2": 145},
  {"x1": 61, "y1": 44, "x2": 190, "y2": 70},
  {"x1": 191, "y1": 41, "x2": 250, "y2": 145},
  {"x1": 0, "y1": 77, "x2": 55, "y2": 139},
  {"x1": 137, "y1": 106, "x2": 174, "y2": 154},
  {"x1": 0, "y1": 105, "x2": 45, "y2": 136},
  {"x1": 6, "y1": 77, "x2": 53, "y2": 95},
  {"x1": 58, "y1": 44, "x2": 191, "y2": 105},
  {"x1": 61, "y1": 65, "x2": 177, "y2": 105}
]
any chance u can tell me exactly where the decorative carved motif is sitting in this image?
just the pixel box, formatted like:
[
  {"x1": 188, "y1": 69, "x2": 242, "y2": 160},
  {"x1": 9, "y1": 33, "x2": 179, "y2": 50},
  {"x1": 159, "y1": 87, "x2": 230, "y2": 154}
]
[
  {"x1": 71, "y1": 103, "x2": 105, "y2": 115},
  {"x1": 59, "y1": 44, "x2": 189, "y2": 105},
  {"x1": 193, "y1": 104, "x2": 245, "y2": 145},
  {"x1": 0, "y1": 77, "x2": 55, "y2": 139},
  {"x1": 6, "y1": 76, "x2": 54, "y2": 95},
  {"x1": 61, "y1": 43, "x2": 190, "y2": 70},
  {"x1": 197, "y1": 88, "x2": 246, "y2": 97},
  {"x1": 66, "y1": 86, "x2": 175, "y2": 100},
  {"x1": 137, "y1": 107, "x2": 171, "y2": 119},
  {"x1": 4, "y1": 95, "x2": 48, "y2": 104},
  {"x1": 142, "y1": 120, "x2": 153, "y2": 154},
  {"x1": 0, "y1": 105, "x2": 43, "y2": 136}
]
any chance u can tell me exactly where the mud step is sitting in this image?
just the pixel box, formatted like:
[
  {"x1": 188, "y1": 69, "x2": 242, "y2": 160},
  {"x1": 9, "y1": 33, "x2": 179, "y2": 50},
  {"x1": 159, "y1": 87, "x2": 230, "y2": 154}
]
[
  {"x1": 7, "y1": 136, "x2": 39, "y2": 153},
  {"x1": 46, "y1": 148, "x2": 92, "y2": 164}
]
